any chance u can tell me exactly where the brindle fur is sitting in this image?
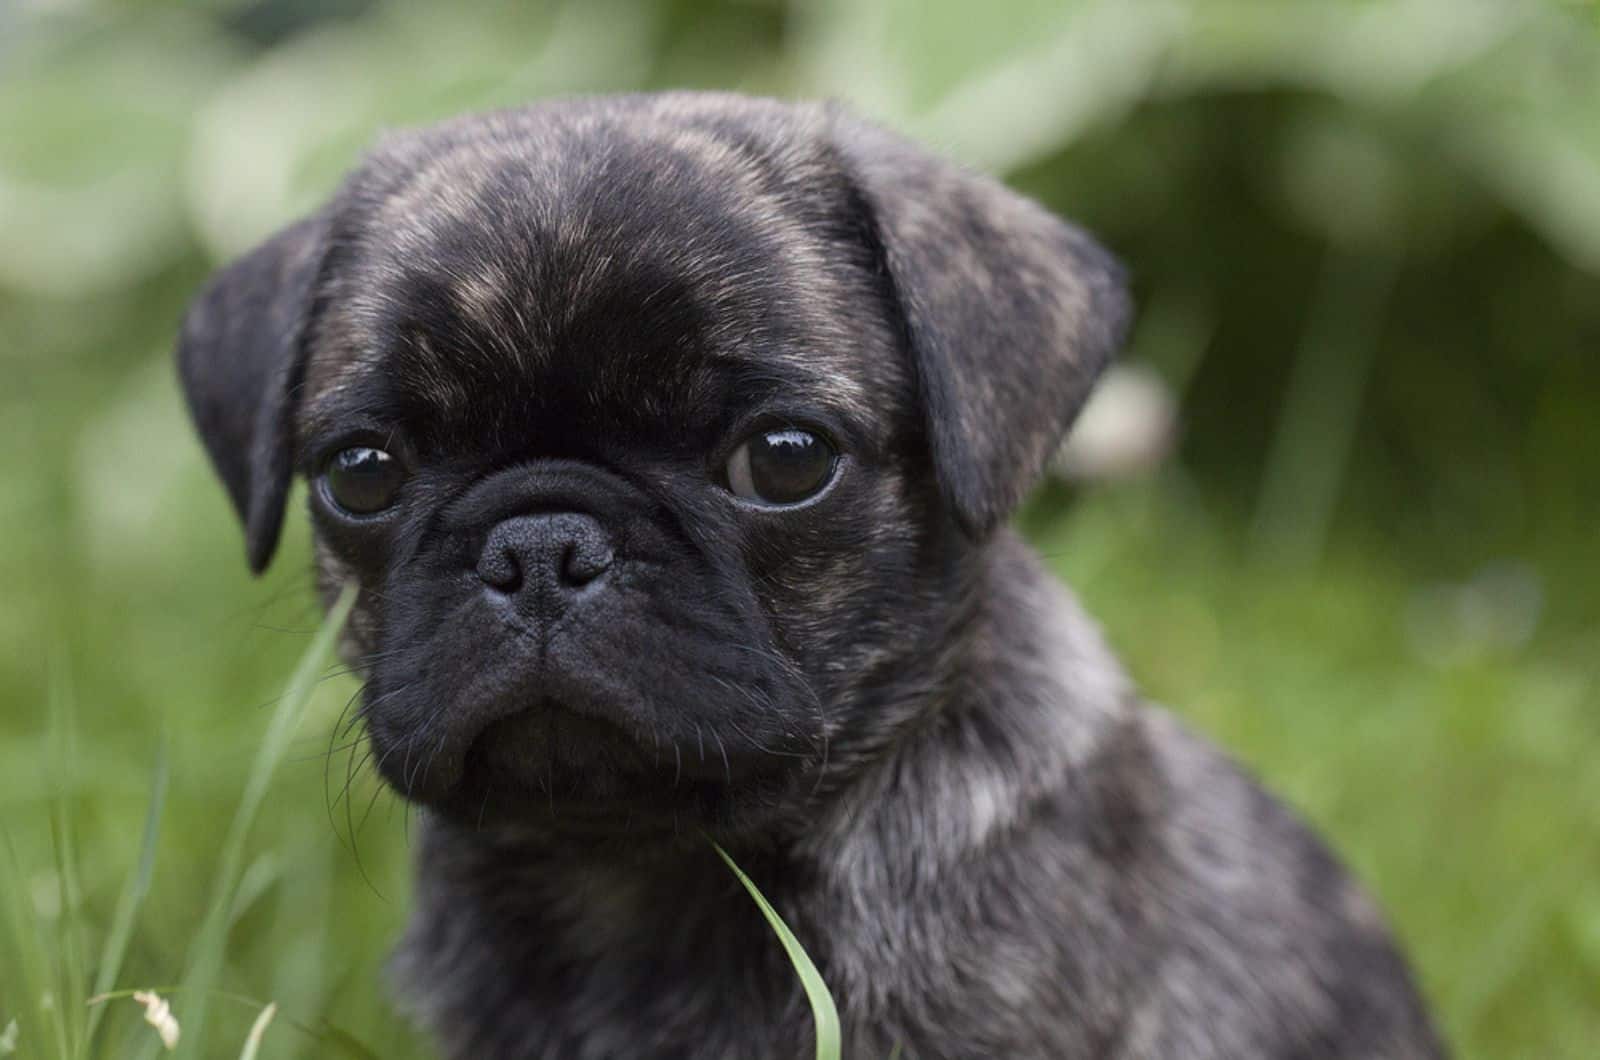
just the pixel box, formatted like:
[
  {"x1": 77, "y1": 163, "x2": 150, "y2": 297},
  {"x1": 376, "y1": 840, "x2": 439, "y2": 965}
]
[{"x1": 176, "y1": 93, "x2": 1445, "y2": 1059}]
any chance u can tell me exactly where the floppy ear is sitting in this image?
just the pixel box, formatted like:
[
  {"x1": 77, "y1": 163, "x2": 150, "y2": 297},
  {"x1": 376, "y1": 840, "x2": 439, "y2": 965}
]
[
  {"x1": 176, "y1": 213, "x2": 328, "y2": 574},
  {"x1": 830, "y1": 112, "x2": 1132, "y2": 536}
]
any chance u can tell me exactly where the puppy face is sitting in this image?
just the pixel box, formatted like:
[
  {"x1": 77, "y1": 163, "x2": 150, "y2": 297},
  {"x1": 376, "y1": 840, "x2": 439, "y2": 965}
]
[
  {"x1": 177, "y1": 94, "x2": 1129, "y2": 837},
  {"x1": 299, "y1": 105, "x2": 924, "y2": 829}
]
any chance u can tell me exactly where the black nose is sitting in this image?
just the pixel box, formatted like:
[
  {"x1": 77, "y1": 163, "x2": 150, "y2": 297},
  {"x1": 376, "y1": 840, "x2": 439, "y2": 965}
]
[{"x1": 476, "y1": 513, "x2": 614, "y2": 611}]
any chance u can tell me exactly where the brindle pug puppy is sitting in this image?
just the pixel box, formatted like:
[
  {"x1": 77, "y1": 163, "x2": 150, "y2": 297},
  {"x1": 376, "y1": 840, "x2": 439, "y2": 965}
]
[{"x1": 177, "y1": 93, "x2": 1444, "y2": 1059}]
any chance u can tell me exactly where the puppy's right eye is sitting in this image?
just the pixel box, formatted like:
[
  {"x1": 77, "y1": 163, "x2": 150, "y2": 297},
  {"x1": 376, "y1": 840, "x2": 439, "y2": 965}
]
[
  {"x1": 323, "y1": 446, "x2": 404, "y2": 515},
  {"x1": 724, "y1": 428, "x2": 837, "y2": 506}
]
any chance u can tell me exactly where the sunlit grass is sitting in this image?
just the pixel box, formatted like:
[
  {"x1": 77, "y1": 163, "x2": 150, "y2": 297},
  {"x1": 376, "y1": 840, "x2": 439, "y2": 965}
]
[
  {"x1": 715, "y1": 841, "x2": 843, "y2": 1060},
  {"x1": 173, "y1": 585, "x2": 356, "y2": 1059},
  {"x1": 0, "y1": 588, "x2": 379, "y2": 1059}
]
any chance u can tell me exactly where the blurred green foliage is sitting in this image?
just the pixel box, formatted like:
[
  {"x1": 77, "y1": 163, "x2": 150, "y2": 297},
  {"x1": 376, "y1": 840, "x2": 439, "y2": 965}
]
[{"x1": 1, "y1": 0, "x2": 1597, "y2": 1056}]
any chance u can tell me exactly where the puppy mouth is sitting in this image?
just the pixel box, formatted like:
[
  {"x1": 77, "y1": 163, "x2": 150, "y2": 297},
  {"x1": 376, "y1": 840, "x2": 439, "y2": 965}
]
[
  {"x1": 427, "y1": 700, "x2": 691, "y2": 832},
  {"x1": 468, "y1": 699, "x2": 643, "y2": 778},
  {"x1": 441, "y1": 698, "x2": 658, "y2": 813}
]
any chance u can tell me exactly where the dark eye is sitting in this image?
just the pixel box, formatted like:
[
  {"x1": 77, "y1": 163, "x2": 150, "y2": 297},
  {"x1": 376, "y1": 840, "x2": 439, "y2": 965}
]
[
  {"x1": 323, "y1": 446, "x2": 404, "y2": 515},
  {"x1": 724, "y1": 428, "x2": 837, "y2": 505}
]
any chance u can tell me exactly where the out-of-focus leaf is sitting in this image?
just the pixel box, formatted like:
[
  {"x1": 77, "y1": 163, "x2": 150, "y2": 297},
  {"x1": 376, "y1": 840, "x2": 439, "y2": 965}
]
[
  {"x1": 0, "y1": 14, "x2": 239, "y2": 295},
  {"x1": 187, "y1": 0, "x2": 664, "y2": 258}
]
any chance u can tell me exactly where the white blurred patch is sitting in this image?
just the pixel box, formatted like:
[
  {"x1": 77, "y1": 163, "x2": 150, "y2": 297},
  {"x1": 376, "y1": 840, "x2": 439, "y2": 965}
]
[
  {"x1": 1405, "y1": 560, "x2": 1545, "y2": 667},
  {"x1": 187, "y1": 27, "x2": 380, "y2": 260},
  {"x1": 28, "y1": 870, "x2": 61, "y2": 920},
  {"x1": 132, "y1": 991, "x2": 180, "y2": 1051},
  {"x1": 1053, "y1": 363, "x2": 1178, "y2": 482}
]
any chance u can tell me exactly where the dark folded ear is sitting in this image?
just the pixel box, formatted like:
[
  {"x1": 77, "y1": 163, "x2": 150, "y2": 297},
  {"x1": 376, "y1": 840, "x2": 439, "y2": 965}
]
[
  {"x1": 176, "y1": 213, "x2": 328, "y2": 574},
  {"x1": 829, "y1": 111, "x2": 1132, "y2": 537}
]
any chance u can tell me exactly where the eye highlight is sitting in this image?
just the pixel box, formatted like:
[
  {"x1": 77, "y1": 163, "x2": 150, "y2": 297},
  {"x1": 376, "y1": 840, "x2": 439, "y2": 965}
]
[
  {"x1": 724, "y1": 428, "x2": 837, "y2": 506},
  {"x1": 322, "y1": 446, "x2": 404, "y2": 516}
]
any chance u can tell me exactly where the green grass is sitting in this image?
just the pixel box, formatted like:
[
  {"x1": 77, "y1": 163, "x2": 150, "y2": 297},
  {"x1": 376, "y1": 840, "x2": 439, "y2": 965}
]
[
  {"x1": 2, "y1": 589, "x2": 375, "y2": 1059},
  {"x1": 171, "y1": 585, "x2": 356, "y2": 1060},
  {"x1": 715, "y1": 842, "x2": 843, "y2": 1060}
]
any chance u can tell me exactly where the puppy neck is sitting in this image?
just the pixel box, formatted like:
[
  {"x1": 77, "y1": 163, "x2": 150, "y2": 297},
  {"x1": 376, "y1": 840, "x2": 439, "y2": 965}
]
[{"x1": 798, "y1": 529, "x2": 1139, "y2": 876}]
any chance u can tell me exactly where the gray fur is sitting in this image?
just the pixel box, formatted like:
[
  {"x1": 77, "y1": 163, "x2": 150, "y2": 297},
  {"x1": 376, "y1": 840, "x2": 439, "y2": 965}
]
[{"x1": 176, "y1": 92, "x2": 1444, "y2": 1059}]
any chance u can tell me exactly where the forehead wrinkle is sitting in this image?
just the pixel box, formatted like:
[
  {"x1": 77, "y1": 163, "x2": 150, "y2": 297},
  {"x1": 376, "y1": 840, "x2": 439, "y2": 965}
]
[
  {"x1": 592, "y1": 125, "x2": 875, "y2": 420},
  {"x1": 369, "y1": 129, "x2": 674, "y2": 372},
  {"x1": 305, "y1": 153, "x2": 516, "y2": 399},
  {"x1": 297, "y1": 367, "x2": 387, "y2": 447},
  {"x1": 307, "y1": 104, "x2": 899, "y2": 446}
]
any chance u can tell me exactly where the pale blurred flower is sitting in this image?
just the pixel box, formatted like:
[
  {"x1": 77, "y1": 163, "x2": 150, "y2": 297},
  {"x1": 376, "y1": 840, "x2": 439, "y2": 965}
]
[
  {"x1": 1405, "y1": 560, "x2": 1544, "y2": 667},
  {"x1": 29, "y1": 870, "x2": 61, "y2": 920},
  {"x1": 132, "y1": 991, "x2": 180, "y2": 1051},
  {"x1": 0, "y1": 1018, "x2": 18, "y2": 1055},
  {"x1": 1054, "y1": 363, "x2": 1178, "y2": 482}
]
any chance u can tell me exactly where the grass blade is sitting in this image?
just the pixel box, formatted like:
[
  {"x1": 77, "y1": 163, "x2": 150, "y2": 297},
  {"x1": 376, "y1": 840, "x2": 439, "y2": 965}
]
[
  {"x1": 90, "y1": 989, "x2": 383, "y2": 1059},
  {"x1": 313, "y1": 1021, "x2": 387, "y2": 1060},
  {"x1": 712, "y1": 842, "x2": 841, "y2": 1060},
  {"x1": 175, "y1": 584, "x2": 357, "y2": 1058},
  {"x1": 85, "y1": 752, "x2": 168, "y2": 1049},
  {"x1": 47, "y1": 652, "x2": 86, "y2": 1060},
  {"x1": 237, "y1": 1002, "x2": 275, "y2": 1060},
  {"x1": 0, "y1": 834, "x2": 52, "y2": 1060},
  {"x1": 48, "y1": 803, "x2": 86, "y2": 1059}
]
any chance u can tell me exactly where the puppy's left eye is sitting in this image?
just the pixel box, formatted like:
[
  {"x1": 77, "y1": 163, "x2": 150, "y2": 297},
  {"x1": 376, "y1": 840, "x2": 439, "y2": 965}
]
[
  {"x1": 724, "y1": 428, "x2": 837, "y2": 505},
  {"x1": 323, "y1": 446, "x2": 405, "y2": 515}
]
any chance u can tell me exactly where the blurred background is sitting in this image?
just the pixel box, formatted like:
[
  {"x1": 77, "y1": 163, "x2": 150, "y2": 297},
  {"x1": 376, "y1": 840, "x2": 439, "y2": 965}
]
[{"x1": 2, "y1": 0, "x2": 1597, "y2": 1056}]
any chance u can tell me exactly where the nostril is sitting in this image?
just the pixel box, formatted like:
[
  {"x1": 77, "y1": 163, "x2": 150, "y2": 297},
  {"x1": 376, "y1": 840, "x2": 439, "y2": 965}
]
[
  {"x1": 559, "y1": 540, "x2": 614, "y2": 587},
  {"x1": 477, "y1": 544, "x2": 523, "y2": 593}
]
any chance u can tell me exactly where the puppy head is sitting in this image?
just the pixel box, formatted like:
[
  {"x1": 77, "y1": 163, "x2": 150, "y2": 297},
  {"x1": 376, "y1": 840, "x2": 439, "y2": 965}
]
[{"x1": 177, "y1": 94, "x2": 1128, "y2": 836}]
